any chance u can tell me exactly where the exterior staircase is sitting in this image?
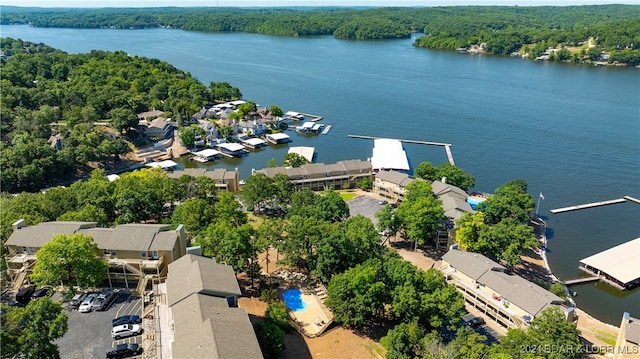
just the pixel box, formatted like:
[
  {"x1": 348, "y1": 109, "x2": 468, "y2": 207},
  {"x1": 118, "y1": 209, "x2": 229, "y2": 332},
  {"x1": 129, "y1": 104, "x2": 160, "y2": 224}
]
[
  {"x1": 124, "y1": 262, "x2": 143, "y2": 276},
  {"x1": 12, "y1": 271, "x2": 27, "y2": 291}
]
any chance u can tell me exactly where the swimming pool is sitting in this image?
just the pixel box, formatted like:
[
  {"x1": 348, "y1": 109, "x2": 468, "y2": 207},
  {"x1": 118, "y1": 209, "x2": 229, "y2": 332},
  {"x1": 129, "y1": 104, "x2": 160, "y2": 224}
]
[{"x1": 282, "y1": 289, "x2": 307, "y2": 312}]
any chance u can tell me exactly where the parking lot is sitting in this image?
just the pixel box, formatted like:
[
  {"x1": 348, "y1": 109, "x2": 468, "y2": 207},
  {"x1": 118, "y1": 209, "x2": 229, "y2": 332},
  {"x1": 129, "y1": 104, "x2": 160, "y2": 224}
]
[
  {"x1": 463, "y1": 311, "x2": 504, "y2": 344},
  {"x1": 347, "y1": 195, "x2": 386, "y2": 225},
  {"x1": 54, "y1": 288, "x2": 143, "y2": 359}
]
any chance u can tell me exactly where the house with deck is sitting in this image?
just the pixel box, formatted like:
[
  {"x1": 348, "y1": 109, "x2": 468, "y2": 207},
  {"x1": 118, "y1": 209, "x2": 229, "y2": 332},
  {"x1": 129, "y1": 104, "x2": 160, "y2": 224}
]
[{"x1": 5, "y1": 220, "x2": 187, "y2": 294}]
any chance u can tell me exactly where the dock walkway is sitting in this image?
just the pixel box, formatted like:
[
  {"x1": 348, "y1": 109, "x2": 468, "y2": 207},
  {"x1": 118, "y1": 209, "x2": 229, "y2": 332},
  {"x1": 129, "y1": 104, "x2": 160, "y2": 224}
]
[
  {"x1": 563, "y1": 277, "x2": 600, "y2": 285},
  {"x1": 550, "y1": 198, "x2": 628, "y2": 213},
  {"x1": 321, "y1": 125, "x2": 332, "y2": 135}
]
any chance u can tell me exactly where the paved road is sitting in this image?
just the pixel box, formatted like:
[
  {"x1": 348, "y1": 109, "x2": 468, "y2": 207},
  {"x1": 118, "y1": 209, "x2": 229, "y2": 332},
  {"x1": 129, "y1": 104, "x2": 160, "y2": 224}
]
[{"x1": 463, "y1": 308, "x2": 506, "y2": 344}]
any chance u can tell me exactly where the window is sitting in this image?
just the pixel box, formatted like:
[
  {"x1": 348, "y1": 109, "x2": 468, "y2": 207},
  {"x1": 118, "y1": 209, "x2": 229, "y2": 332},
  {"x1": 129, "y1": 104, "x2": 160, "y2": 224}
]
[
  {"x1": 22, "y1": 246, "x2": 29, "y2": 254},
  {"x1": 141, "y1": 251, "x2": 147, "y2": 258}
]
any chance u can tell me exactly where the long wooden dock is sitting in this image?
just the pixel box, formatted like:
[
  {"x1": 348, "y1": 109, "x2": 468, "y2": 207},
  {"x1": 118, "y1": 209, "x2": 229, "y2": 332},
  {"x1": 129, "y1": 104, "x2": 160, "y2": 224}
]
[
  {"x1": 563, "y1": 276, "x2": 600, "y2": 285},
  {"x1": 348, "y1": 135, "x2": 455, "y2": 165},
  {"x1": 550, "y1": 198, "x2": 627, "y2": 214}
]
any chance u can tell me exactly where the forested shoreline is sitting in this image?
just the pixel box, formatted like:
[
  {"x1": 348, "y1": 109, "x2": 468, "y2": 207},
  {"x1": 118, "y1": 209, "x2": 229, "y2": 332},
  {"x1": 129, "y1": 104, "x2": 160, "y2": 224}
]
[{"x1": 1, "y1": 5, "x2": 639, "y2": 65}]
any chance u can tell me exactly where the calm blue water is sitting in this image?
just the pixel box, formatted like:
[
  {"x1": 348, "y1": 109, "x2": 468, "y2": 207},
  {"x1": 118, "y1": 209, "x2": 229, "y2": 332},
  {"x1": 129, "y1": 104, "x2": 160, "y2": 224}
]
[
  {"x1": 2, "y1": 25, "x2": 638, "y2": 325},
  {"x1": 283, "y1": 289, "x2": 307, "y2": 312}
]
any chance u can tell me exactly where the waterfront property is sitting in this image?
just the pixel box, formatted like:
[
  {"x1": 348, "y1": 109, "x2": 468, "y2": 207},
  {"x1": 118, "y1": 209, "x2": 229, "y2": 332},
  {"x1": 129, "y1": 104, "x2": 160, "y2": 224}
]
[
  {"x1": 215, "y1": 142, "x2": 249, "y2": 157},
  {"x1": 372, "y1": 170, "x2": 416, "y2": 203},
  {"x1": 440, "y1": 248, "x2": 566, "y2": 330},
  {"x1": 240, "y1": 137, "x2": 267, "y2": 149},
  {"x1": 578, "y1": 237, "x2": 640, "y2": 290},
  {"x1": 192, "y1": 148, "x2": 221, "y2": 163},
  {"x1": 255, "y1": 159, "x2": 371, "y2": 191},
  {"x1": 145, "y1": 159, "x2": 178, "y2": 170},
  {"x1": 157, "y1": 254, "x2": 263, "y2": 359},
  {"x1": 265, "y1": 132, "x2": 291, "y2": 144},
  {"x1": 287, "y1": 146, "x2": 315, "y2": 163},
  {"x1": 5, "y1": 220, "x2": 187, "y2": 294},
  {"x1": 166, "y1": 168, "x2": 240, "y2": 193}
]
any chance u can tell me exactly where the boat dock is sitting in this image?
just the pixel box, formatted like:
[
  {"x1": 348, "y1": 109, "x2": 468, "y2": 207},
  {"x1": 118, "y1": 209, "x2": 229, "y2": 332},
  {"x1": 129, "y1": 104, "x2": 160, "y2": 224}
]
[
  {"x1": 348, "y1": 135, "x2": 455, "y2": 165},
  {"x1": 563, "y1": 276, "x2": 600, "y2": 285},
  {"x1": 321, "y1": 125, "x2": 332, "y2": 135},
  {"x1": 550, "y1": 198, "x2": 629, "y2": 214},
  {"x1": 284, "y1": 111, "x2": 323, "y2": 122},
  {"x1": 577, "y1": 237, "x2": 640, "y2": 290}
]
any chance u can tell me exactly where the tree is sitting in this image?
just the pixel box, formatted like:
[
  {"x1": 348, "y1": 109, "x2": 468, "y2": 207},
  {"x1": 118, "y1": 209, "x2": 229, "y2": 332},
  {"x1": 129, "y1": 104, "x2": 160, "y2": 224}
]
[
  {"x1": 492, "y1": 306, "x2": 582, "y2": 359},
  {"x1": 395, "y1": 195, "x2": 445, "y2": 247},
  {"x1": 268, "y1": 104, "x2": 283, "y2": 118},
  {"x1": 325, "y1": 259, "x2": 387, "y2": 328},
  {"x1": 478, "y1": 179, "x2": 534, "y2": 225},
  {"x1": 314, "y1": 190, "x2": 350, "y2": 223},
  {"x1": 236, "y1": 101, "x2": 257, "y2": 119},
  {"x1": 179, "y1": 126, "x2": 196, "y2": 147},
  {"x1": 1, "y1": 298, "x2": 68, "y2": 359},
  {"x1": 281, "y1": 152, "x2": 310, "y2": 168},
  {"x1": 415, "y1": 161, "x2": 475, "y2": 191},
  {"x1": 255, "y1": 218, "x2": 285, "y2": 274},
  {"x1": 171, "y1": 198, "x2": 215, "y2": 235},
  {"x1": 199, "y1": 222, "x2": 254, "y2": 272},
  {"x1": 356, "y1": 176, "x2": 372, "y2": 190},
  {"x1": 209, "y1": 81, "x2": 242, "y2": 103},
  {"x1": 240, "y1": 173, "x2": 275, "y2": 211},
  {"x1": 108, "y1": 107, "x2": 138, "y2": 133},
  {"x1": 253, "y1": 320, "x2": 285, "y2": 359},
  {"x1": 214, "y1": 191, "x2": 248, "y2": 227},
  {"x1": 264, "y1": 302, "x2": 291, "y2": 332},
  {"x1": 375, "y1": 204, "x2": 400, "y2": 237},
  {"x1": 30, "y1": 233, "x2": 107, "y2": 289},
  {"x1": 381, "y1": 322, "x2": 425, "y2": 359}
]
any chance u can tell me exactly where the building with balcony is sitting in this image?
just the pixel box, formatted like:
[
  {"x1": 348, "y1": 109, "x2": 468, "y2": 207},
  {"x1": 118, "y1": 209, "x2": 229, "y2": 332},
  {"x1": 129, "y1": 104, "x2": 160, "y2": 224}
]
[
  {"x1": 5, "y1": 220, "x2": 187, "y2": 294},
  {"x1": 157, "y1": 254, "x2": 263, "y2": 359},
  {"x1": 440, "y1": 248, "x2": 566, "y2": 330},
  {"x1": 166, "y1": 167, "x2": 241, "y2": 193},
  {"x1": 255, "y1": 159, "x2": 372, "y2": 191},
  {"x1": 372, "y1": 170, "x2": 416, "y2": 203}
]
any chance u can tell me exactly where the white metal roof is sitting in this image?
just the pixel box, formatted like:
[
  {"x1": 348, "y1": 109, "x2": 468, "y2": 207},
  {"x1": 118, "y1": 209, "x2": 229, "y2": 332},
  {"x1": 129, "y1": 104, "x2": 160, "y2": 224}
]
[
  {"x1": 302, "y1": 122, "x2": 314, "y2": 129},
  {"x1": 193, "y1": 149, "x2": 221, "y2": 157},
  {"x1": 371, "y1": 138, "x2": 410, "y2": 171},
  {"x1": 216, "y1": 142, "x2": 245, "y2": 152},
  {"x1": 288, "y1": 146, "x2": 315, "y2": 162},
  {"x1": 579, "y1": 237, "x2": 640, "y2": 285},
  {"x1": 242, "y1": 138, "x2": 266, "y2": 146},
  {"x1": 267, "y1": 132, "x2": 290, "y2": 140},
  {"x1": 145, "y1": 160, "x2": 178, "y2": 169}
]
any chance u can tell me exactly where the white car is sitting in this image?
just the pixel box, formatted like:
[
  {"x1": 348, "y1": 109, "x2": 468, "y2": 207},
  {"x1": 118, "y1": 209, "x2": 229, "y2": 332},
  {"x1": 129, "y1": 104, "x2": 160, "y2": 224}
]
[
  {"x1": 111, "y1": 323, "x2": 142, "y2": 339},
  {"x1": 78, "y1": 293, "x2": 98, "y2": 313}
]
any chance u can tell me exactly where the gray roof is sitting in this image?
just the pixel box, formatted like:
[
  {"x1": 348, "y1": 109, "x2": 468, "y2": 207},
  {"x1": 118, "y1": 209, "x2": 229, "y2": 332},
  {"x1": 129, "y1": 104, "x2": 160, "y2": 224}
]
[
  {"x1": 626, "y1": 315, "x2": 640, "y2": 345},
  {"x1": 431, "y1": 180, "x2": 468, "y2": 199},
  {"x1": 375, "y1": 170, "x2": 414, "y2": 187},
  {"x1": 171, "y1": 294, "x2": 263, "y2": 359},
  {"x1": 478, "y1": 270, "x2": 563, "y2": 317},
  {"x1": 442, "y1": 249, "x2": 506, "y2": 280},
  {"x1": 166, "y1": 254, "x2": 241, "y2": 307},
  {"x1": 257, "y1": 159, "x2": 371, "y2": 180},
  {"x1": 440, "y1": 196, "x2": 474, "y2": 221},
  {"x1": 257, "y1": 167, "x2": 286, "y2": 178},
  {"x1": 79, "y1": 224, "x2": 175, "y2": 252},
  {"x1": 338, "y1": 159, "x2": 371, "y2": 172},
  {"x1": 167, "y1": 168, "x2": 237, "y2": 183},
  {"x1": 6, "y1": 221, "x2": 97, "y2": 248}
]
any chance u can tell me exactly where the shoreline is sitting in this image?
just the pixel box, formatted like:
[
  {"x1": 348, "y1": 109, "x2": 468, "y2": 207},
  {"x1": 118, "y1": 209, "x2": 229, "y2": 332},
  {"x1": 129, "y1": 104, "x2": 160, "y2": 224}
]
[{"x1": 529, "y1": 217, "x2": 619, "y2": 348}]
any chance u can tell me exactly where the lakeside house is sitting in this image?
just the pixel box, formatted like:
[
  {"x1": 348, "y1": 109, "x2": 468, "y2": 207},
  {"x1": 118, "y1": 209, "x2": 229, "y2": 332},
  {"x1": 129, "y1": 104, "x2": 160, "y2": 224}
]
[
  {"x1": 157, "y1": 254, "x2": 263, "y2": 358},
  {"x1": 255, "y1": 159, "x2": 371, "y2": 191},
  {"x1": 5, "y1": 220, "x2": 187, "y2": 294},
  {"x1": 440, "y1": 248, "x2": 566, "y2": 330}
]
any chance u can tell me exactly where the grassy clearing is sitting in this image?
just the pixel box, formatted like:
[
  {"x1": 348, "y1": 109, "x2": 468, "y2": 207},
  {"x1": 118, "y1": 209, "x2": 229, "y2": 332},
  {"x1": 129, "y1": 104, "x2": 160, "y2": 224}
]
[
  {"x1": 594, "y1": 329, "x2": 617, "y2": 346},
  {"x1": 337, "y1": 191, "x2": 358, "y2": 201}
]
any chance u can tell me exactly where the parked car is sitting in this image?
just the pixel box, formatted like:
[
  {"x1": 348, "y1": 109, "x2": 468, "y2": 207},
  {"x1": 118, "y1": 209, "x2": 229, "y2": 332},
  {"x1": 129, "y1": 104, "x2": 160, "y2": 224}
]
[
  {"x1": 106, "y1": 343, "x2": 142, "y2": 359},
  {"x1": 111, "y1": 323, "x2": 142, "y2": 339},
  {"x1": 112, "y1": 315, "x2": 142, "y2": 327},
  {"x1": 92, "y1": 290, "x2": 117, "y2": 311},
  {"x1": 467, "y1": 317, "x2": 485, "y2": 327},
  {"x1": 78, "y1": 293, "x2": 99, "y2": 313},
  {"x1": 31, "y1": 286, "x2": 51, "y2": 299},
  {"x1": 70, "y1": 291, "x2": 88, "y2": 308},
  {"x1": 15, "y1": 286, "x2": 36, "y2": 305},
  {"x1": 378, "y1": 200, "x2": 388, "y2": 205}
]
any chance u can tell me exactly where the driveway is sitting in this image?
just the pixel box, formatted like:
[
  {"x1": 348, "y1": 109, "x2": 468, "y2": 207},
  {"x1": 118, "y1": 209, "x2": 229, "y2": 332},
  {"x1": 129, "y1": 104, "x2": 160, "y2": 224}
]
[{"x1": 55, "y1": 288, "x2": 143, "y2": 359}]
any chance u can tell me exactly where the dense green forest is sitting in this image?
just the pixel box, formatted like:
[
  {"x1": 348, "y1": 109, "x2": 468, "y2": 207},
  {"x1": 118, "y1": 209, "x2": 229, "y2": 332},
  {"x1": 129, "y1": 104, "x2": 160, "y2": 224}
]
[
  {"x1": 1, "y1": 5, "x2": 639, "y2": 63},
  {"x1": 0, "y1": 38, "x2": 241, "y2": 193}
]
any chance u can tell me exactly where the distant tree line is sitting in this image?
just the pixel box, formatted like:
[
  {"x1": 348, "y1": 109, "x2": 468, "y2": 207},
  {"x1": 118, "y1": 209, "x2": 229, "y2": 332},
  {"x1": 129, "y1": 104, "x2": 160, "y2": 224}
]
[
  {"x1": 2, "y1": 5, "x2": 639, "y2": 63},
  {"x1": 0, "y1": 38, "x2": 242, "y2": 193}
]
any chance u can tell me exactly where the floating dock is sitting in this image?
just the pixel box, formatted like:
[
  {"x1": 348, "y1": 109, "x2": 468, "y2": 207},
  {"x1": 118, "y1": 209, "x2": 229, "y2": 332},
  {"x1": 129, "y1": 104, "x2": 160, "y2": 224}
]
[
  {"x1": 577, "y1": 237, "x2": 640, "y2": 290},
  {"x1": 550, "y1": 198, "x2": 628, "y2": 214},
  {"x1": 321, "y1": 125, "x2": 332, "y2": 135},
  {"x1": 348, "y1": 135, "x2": 455, "y2": 166}
]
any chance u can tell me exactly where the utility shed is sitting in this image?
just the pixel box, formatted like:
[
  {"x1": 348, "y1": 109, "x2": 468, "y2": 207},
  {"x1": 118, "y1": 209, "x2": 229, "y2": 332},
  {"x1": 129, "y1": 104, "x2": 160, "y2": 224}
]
[{"x1": 579, "y1": 237, "x2": 640, "y2": 290}]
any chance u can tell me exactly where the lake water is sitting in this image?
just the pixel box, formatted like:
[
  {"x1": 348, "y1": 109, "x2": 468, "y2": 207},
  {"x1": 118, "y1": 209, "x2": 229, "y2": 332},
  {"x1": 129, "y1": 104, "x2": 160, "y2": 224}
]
[{"x1": 2, "y1": 25, "x2": 639, "y2": 325}]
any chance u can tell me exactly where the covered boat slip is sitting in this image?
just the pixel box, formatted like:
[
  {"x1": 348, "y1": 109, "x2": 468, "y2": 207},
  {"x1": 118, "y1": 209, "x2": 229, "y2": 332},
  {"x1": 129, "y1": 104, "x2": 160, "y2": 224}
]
[
  {"x1": 191, "y1": 149, "x2": 221, "y2": 163},
  {"x1": 288, "y1": 146, "x2": 315, "y2": 163},
  {"x1": 578, "y1": 237, "x2": 640, "y2": 290},
  {"x1": 240, "y1": 137, "x2": 267, "y2": 149},
  {"x1": 371, "y1": 138, "x2": 410, "y2": 172}
]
